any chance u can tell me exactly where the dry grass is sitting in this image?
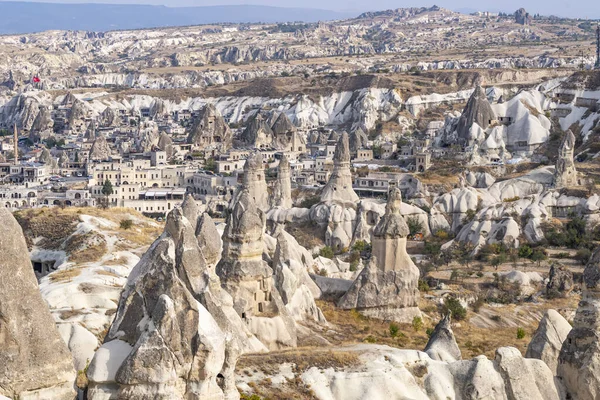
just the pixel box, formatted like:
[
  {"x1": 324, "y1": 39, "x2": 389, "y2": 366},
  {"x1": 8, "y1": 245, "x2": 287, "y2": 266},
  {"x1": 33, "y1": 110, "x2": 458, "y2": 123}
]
[
  {"x1": 66, "y1": 232, "x2": 108, "y2": 264},
  {"x1": 238, "y1": 348, "x2": 360, "y2": 376},
  {"x1": 49, "y1": 267, "x2": 82, "y2": 283},
  {"x1": 96, "y1": 269, "x2": 121, "y2": 278},
  {"x1": 14, "y1": 208, "x2": 79, "y2": 250},
  {"x1": 59, "y1": 308, "x2": 84, "y2": 320}
]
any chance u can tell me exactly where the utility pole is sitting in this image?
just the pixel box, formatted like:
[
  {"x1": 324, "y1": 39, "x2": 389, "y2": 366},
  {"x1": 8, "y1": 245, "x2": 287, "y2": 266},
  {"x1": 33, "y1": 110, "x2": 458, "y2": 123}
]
[{"x1": 13, "y1": 123, "x2": 18, "y2": 165}]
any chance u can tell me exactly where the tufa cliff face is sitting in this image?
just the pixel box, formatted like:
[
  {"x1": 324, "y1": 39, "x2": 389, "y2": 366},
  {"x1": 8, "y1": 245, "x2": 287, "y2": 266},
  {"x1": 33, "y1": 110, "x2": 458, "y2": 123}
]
[
  {"x1": 0, "y1": 208, "x2": 76, "y2": 400},
  {"x1": 558, "y1": 247, "x2": 600, "y2": 399},
  {"x1": 456, "y1": 85, "x2": 495, "y2": 145},
  {"x1": 87, "y1": 201, "x2": 266, "y2": 400},
  {"x1": 217, "y1": 189, "x2": 297, "y2": 350},
  {"x1": 187, "y1": 104, "x2": 232, "y2": 151}
]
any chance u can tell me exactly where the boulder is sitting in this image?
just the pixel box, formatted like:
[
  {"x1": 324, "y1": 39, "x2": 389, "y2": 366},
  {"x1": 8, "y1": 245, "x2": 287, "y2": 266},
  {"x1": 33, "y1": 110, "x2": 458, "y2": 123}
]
[
  {"x1": 424, "y1": 314, "x2": 462, "y2": 362},
  {"x1": 526, "y1": 309, "x2": 571, "y2": 375}
]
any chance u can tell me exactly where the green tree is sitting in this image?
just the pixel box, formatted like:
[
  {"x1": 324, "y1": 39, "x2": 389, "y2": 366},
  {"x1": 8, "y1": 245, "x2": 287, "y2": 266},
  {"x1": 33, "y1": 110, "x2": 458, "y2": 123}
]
[
  {"x1": 443, "y1": 298, "x2": 467, "y2": 321},
  {"x1": 101, "y1": 178, "x2": 114, "y2": 208},
  {"x1": 518, "y1": 244, "x2": 533, "y2": 259},
  {"x1": 407, "y1": 217, "x2": 424, "y2": 237},
  {"x1": 530, "y1": 249, "x2": 547, "y2": 268}
]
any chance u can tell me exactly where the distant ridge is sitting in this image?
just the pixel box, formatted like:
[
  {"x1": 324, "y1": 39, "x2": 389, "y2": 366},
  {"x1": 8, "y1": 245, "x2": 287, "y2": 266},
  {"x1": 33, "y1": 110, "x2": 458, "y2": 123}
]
[{"x1": 0, "y1": 1, "x2": 356, "y2": 34}]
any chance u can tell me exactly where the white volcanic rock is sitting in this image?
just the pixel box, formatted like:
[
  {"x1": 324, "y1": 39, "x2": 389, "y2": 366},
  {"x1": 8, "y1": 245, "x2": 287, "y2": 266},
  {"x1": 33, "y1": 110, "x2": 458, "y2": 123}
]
[
  {"x1": 457, "y1": 85, "x2": 495, "y2": 145},
  {"x1": 424, "y1": 314, "x2": 462, "y2": 362},
  {"x1": 319, "y1": 132, "x2": 359, "y2": 205},
  {"x1": 87, "y1": 206, "x2": 266, "y2": 399},
  {"x1": 310, "y1": 132, "x2": 360, "y2": 251},
  {"x1": 272, "y1": 228, "x2": 325, "y2": 324},
  {"x1": 298, "y1": 344, "x2": 560, "y2": 400},
  {"x1": 272, "y1": 155, "x2": 292, "y2": 209},
  {"x1": 526, "y1": 309, "x2": 572, "y2": 375},
  {"x1": 235, "y1": 152, "x2": 269, "y2": 212},
  {"x1": 241, "y1": 112, "x2": 273, "y2": 148},
  {"x1": 187, "y1": 104, "x2": 232, "y2": 151},
  {"x1": 558, "y1": 248, "x2": 600, "y2": 399},
  {"x1": 554, "y1": 129, "x2": 578, "y2": 188},
  {"x1": 338, "y1": 187, "x2": 421, "y2": 322},
  {"x1": 465, "y1": 170, "x2": 496, "y2": 188},
  {"x1": 217, "y1": 189, "x2": 297, "y2": 350},
  {"x1": 0, "y1": 209, "x2": 76, "y2": 400},
  {"x1": 89, "y1": 135, "x2": 112, "y2": 161}
]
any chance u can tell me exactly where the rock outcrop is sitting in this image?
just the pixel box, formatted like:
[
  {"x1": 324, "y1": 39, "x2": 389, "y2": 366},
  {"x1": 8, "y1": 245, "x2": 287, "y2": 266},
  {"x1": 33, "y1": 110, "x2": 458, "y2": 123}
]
[
  {"x1": 240, "y1": 112, "x2": 273, "y2": 149},
  {"x1": 424, "y1": 314, "x2": 462, "y2": 362},
  {"x1": 272, "y1": 155, "x2": 292, "y2": 209},
  {"x1": 456, "y1": 85, "x2": 495, "y2": 146},
  {"x1": 271, "y1": 112, "x2": 298, "y2": 150},
  {"x1": 338, "y1": 187, "x2": 421, "y2": 322},
  {"x1": 554, "y1": 130, "x2": 578, "y2": 188},
  {"x1": 349, "y1": 127, "x2": 368, "y2": 153},
  {"x1": 546, "y1": 263, "x2": 574, "y2": 298},
  {"x1": 237, "y1": 152, "x2": 269, "y2": 212},
  {"x1": 157, "y1": 132, "x2": 174, "y2": 159},
  {"x1": 216, "y1": 189, "x2": 297, "y2": 350},
  {"x1": 526, "y1": 309, "x2": 571, "y2": 375},
  {"x1": 187, "y1": 104, "x2": 232, "y2": 151},
  {"x1": 320, "y1": 132, "x2": 359, "y2": 205},
  {"x1": 0, "y1": 208, "x2": 76, "y2": 400},
  {"x1": 87, "y1": 204, "x2": 266, "y2": 400},
  {"x1": 89, "y1": 135, "x2": 112, "y2": 161},
  {"x1": 299, "y1": 345, "x2": 560, "y2": 400},
  {"x1": 515, "y1": 8, "x2": 532, "y2": 25},
  {"x1": 558, "y1": 247, "x2": 600, "y2": 399},
  {"x1": 39, "y1": 146, "x2": 58, "y2": 170},
  {"x1": 310, "y1": 132, "x2": 360, "y2": 251}
]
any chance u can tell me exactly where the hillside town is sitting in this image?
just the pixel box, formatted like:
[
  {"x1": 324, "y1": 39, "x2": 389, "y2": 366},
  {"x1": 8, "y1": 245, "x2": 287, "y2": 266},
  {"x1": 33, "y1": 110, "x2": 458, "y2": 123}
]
[{"x1": 2, "y1": 4, "x2": 600, "y2": 400}]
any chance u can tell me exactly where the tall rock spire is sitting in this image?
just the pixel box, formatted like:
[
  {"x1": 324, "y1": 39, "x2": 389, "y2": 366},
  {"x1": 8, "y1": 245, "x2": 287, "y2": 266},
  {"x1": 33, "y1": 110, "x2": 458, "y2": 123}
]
[
  {"x1": 456, "y1": 85, "x2": 495, "y2": 146},
  {"x1": 241, "y1": 152, "x2": 270, "y2": 212},
  {"x1": 338, "y1": 187, "x2": 421, "y2": 322},
  {"x1": 554, "y1": 130, "x2": 578, "y2": 188},
  {"x1": 320, "y1": 132, "x2": 359, "y2": 204},
  {"x1": 217, "y1": 189, "x2": 297, "y2": 350},
  {"x1": 272, "y1": 155, "x2": 292, "y2": 209}
]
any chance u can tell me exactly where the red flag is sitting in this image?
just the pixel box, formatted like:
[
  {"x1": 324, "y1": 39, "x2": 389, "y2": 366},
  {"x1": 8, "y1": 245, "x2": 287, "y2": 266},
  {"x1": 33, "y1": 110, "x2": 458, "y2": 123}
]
[{"x1": 32, "y1": 76, "x2": 40, "y2": 83}]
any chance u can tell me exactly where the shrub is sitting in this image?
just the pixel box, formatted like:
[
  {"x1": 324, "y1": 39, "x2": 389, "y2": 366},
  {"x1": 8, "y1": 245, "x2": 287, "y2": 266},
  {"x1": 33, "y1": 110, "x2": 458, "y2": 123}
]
[
  {"x1": 491, "y1": 315, "x2": 502, "y2": 322},
  {"x1": 516, "y1": 327, "x2": 526, "y2": 340},
  {"x1": 364, "y1": 335, "x2": 377, "y2": 343},
  {"x1": 476, "y1": 271, "x2": 484, "y2": 278},
  {"x1": 317, "y1": 268, "x2": 328, "y2": 277},
  {"x1": 471, "y1": 296, "x2": 485, "y2": 312},
  {"x1": 463, "y1": 209, "x2": 477, "y2": 224},
  {"x1": 426, "y1": 327, "x2": 434, "y2": 337},
  {"x1": 412, "y1": 316, "x2": 424, "y2": 332},
  {"x1": 407, "y1": 217, "x2": 424, "y2": 237},
  {"x1": 576, "y1": 248, "x2": 592, "y2": 265},
  {"x1": 299, "y1": 196, "x2": 320, "y2": 209},
  {"x1": 418, "y1": 279, "x2": 430, "y2": 292},
  {"x1": 119, "y1": 219, "x2": 133, "y2": 230},
  {"x1": 352, "y1": 240, "x2": 370, "y2": 253},
  {"x1": 518, "y1": 244, "x2": 534, "y2": 259},
  {"x1": 319, "y1": 246, "x2": 334, "y2": 259},
  {"x1": 389, "y1": 322, "x2": 400, "y2": 337},
  {"x1": 443, "y1": 297, "x2": 467, "y2": 321}
]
